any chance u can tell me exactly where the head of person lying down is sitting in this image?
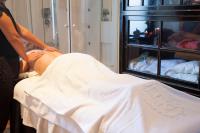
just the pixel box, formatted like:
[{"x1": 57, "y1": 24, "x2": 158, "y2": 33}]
[{"x1": 20, "y1": 49, "x2": 62, "y2": 75}]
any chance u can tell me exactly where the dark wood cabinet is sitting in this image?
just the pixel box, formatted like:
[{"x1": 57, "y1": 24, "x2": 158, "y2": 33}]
[{"x1": 120, "y1": 0, "x2": 200, "y2": 96}]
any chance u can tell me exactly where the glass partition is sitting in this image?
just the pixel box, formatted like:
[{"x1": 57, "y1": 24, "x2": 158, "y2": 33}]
[
  {"x1": 128, "y1": 0, "x2": 161, "y2": 6},
  {"x1": 129, "y1": 20, "x2": 160, "y2": 46},
  {"x1": 183, "y1": 0, "x2": 200, "y2": 5},
  {"x1": 162, "y1": 21, "x2": 200, "y2": 50},
  {"x1": 160, "y1": 51, "x2": 199, "y2": 84},
  {"x1": 129, "y1": 0, "x2": 143, "y2": 6},
  {"x1": 162, "y1": 21, "x2": 200, "y2": 51},
  {"x1": 128, "y1": 0, "x2": 200, "y2": 6},
  {"x1": 164, "y1": 0, "x2": 180, "y2": 5},
  {"x1": 127, "y1": 47, "x2": 158, "y2": 75},
  {"x1": 144, "y1": 0, "x2": 161, "y2": 6}
]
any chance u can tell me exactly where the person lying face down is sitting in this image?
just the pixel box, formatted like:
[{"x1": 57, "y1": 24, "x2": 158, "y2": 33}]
[{"x1": 20, "y1": 49, "x2": 62, "y2": 75}]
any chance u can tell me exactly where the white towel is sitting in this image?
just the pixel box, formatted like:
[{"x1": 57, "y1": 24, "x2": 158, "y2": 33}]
[{"x1": 15, "y1": 53, "x2": 200, "y2": 133}]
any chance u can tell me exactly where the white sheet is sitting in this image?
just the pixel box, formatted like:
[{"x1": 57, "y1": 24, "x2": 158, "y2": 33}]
[
  {"x1": 15, "y1": 74, "x2": 70, "y2": 133},
  {"x1": 21, "y1": 106, "x2": 69, "y2": 133},
  {"x1": 14, "y1": 53, "x2": 200, "y2": 133}
]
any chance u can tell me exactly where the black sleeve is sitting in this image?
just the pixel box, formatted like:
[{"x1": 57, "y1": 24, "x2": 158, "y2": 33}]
[
  {"x1": 0, "y1": 4, "x2": 4, "y2": 17},
  {"x1": 0, "y1": 10, "x2": 3, "y2": 17}
]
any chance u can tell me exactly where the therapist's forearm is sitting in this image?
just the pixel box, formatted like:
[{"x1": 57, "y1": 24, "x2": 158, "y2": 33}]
[
  {"x1": 9, "y1": 36, "x2": 28, "y2": 61},
  {"x1": 18, "y1": 24, "x2": 49, "y2": 49}
]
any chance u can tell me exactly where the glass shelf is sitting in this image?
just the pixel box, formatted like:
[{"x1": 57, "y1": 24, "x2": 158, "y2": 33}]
[
  {"x1": 162, "y1": 21, "x2": 200, "y2": 51},
  {"x1": 128, "y1": 20, "x2": 160, "y2": 46},
  {"x1": 126, "y1": 47, "x2": 158, "y2": 75},
  {"x1": 127, "y1": 0, "x2": 200, "y2": 7},
  {"x1": 160, "y1": 51, "x2": 199, "y2": 84}
]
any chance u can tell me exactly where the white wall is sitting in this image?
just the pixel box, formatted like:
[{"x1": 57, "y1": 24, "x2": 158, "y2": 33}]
[
  {"x1": 11, "y1": 0, "x2": 32, "y2": 31},
  {"x1": 11, "y1": 0, "x2": 45, "y2": 41},
  {"x1": 70, "y1": 0, "x2": 101, "y2": 60},
  {"x1": 70, "y1": 0, "x2": 87, "y2": 53},
  {"x1": 85, "y1": 0, "x2": 101, "y2": 60},
  {"x1": 5, "y1": 1, "x2": 13, "y2": 12},
  {"x1": 9, "y1": 0, "x2": 120, "y2": 72},
  {"x1": 56, "y1": 0, "x2": 69, "y2": 53},
  {"x1": 101, "y1": 0, "x2": 120, "y2": 72},
  {"x1": 11, "y1": 0, "x2": 66, "y2": 51},
  {"x1": 113, "y1": 0, "x2": 120, "y2": 72}
]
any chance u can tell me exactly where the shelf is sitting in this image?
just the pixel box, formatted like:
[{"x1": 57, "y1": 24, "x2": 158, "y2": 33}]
[
  {"x1": 120, "y1": 0, "x2": 200, "y2": 97},
  {"x1": 124, "y1": 0, "x2": 200, "y2": 11},
  {"x1": 124, "y1": 70, "x2": 200, "y2": 93},
  {"x1": 122, "y1": 10, "x2": 200, "y2": 17},
  {"x1": 160, "y1": 47, "x2": 200, "y2": 55},
  {"x1": 126, "y1": 69, "x2": 158, "y2": 79},
  {"x1": 127, "y1": 43, "x2": 158, "y2": 50},
  {"x1": 126, "y1": 44, "x2": 200, "y2": 56}
]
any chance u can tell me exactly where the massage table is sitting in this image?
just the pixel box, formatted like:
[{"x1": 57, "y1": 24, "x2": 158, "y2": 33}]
[
  {"x1": 13, "y1": 71, "x2": 73, "y2": 133},
  {"x1": 13, "y1": 53, "x2": 200, "y2": 133}
]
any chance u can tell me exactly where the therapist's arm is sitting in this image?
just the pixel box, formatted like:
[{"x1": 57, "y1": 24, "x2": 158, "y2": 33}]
[
  {"x1": 0, "y1": 12, "x2": 28, "y2": 61},
  {"x1": 17, "y1": 24, "x2": 57, "y2": 51}
]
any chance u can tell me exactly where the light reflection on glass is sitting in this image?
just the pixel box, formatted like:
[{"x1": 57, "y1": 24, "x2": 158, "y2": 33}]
[
  {"x1": 164, "y1": 0, "x2": 180, "y2": 5},
  {"x1": 129, "y1": 0, "x2": 142, "y2": 6}
]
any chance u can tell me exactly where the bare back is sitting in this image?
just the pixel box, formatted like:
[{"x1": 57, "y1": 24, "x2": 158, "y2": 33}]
[
  {"x1": 20, "y1": 50, "x2": 62, "y2": 75},
  {"x1": 33, "y1": 51, "x2": 62, "y2": 75}
]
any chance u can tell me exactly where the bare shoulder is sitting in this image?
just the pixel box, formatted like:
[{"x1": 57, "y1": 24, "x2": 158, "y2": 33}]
[
  {"x1": 0, "y1": 12, "x2": 10, "y2": 25},
  {"x1": 33, "y1": 52, "x2": 59, "y2": 75}
]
